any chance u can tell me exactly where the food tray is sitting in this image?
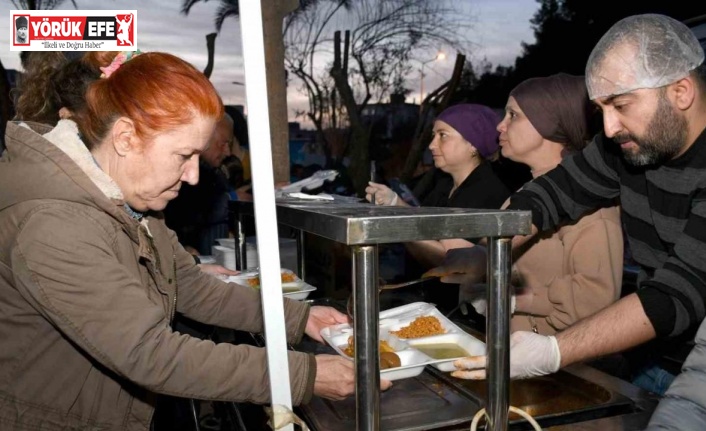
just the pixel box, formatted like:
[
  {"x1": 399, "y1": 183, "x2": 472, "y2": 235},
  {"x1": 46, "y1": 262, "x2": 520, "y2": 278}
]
[
  {"x1": 320, "y1": 302, "x2": 486, "y2": 379},
  {"x1": 226, "y1": 269, "x2": 317, "y2": 300}
]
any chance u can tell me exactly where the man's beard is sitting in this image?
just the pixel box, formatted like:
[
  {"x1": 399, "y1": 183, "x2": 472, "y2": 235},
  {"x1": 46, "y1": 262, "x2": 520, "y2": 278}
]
[{"x1": 614, "y1": 92, "x2": 688, "y2": 166}]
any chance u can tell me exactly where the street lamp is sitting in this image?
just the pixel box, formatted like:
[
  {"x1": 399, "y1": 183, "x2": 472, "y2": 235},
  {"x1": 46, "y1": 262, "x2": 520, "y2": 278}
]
[{"x1": 419, "y1": 52, "x2": 446, "y2": 103}]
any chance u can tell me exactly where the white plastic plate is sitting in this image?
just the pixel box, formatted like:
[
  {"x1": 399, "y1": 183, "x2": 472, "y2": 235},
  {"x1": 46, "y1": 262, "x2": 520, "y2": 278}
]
[
  {"x1": 226, "y1": 269, "x2": 316, "y2": 300},
  {"x1": 282, "y1": 285, "x2": 317, "y2": 300},
  {"x1": 320, "y1": 302, "x2": 486, "y2": 379},
  {"x1": 319, "y1": 329, "x2": 430, "y2": 381}
]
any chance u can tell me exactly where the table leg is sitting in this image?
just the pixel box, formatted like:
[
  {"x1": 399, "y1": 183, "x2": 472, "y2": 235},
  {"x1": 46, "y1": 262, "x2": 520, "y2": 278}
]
[
  {"x1": 486, "y1": 237, "x2": 512, "y2": 431},
  {"x1": 234, "y1": 216, "x2": 246, "y2": 271},
  {"x1": 297, "y1": 230, "x2": 306, "y2": 281},
  {"x1": 352, "y1": 245, "x2": 380, "y2": 431}
]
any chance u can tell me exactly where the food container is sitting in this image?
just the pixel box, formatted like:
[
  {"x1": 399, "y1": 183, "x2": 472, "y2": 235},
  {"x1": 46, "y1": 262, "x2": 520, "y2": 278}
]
[
  {"x1": 320, "y1": 302, "x2": 486, "y2": 380},
  {"x1": 226, "y1": 269, "x2": 317, "y2": 300},
  {"x1": 407, "y1": 332, "x2": 486, "y2": 372},
  {"x1": 319, "y1": 326, "x2": 431, "y2": 381}
]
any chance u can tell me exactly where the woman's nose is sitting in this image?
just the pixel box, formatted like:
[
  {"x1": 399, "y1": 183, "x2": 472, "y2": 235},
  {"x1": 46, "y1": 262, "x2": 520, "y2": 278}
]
[{"x1": 181, "y1": 157, "x2": 200, "y2": 185}]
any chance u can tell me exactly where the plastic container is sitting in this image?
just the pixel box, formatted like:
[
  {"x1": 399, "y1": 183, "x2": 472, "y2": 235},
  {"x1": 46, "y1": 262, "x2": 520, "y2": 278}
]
[{"x1": 320, "y1": 302, "x2": 486, "y2": 380}]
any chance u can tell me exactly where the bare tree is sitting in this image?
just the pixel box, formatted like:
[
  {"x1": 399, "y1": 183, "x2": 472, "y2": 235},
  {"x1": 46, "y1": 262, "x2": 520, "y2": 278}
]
[{"x1": 284, "y1": 0, "x2": 470, "y2": 194}]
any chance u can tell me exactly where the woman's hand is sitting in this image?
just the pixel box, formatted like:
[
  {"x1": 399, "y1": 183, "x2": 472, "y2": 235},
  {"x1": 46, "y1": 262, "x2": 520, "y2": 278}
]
[
  {"x1": 425, "y1": 246, "x2": 487, "y2": 285},
  {"x1": 365, "y1": 182, "x2": 398, "y2": 206},
  {"x1": 199, "y1": 264, "x2": 239, "y2": 276},
  {"x1": 305, "y1": 306, "x2": 350, "y2": 343},
  {"x1": 314, "y1": 355, "x2": 392, "y2": 400}
]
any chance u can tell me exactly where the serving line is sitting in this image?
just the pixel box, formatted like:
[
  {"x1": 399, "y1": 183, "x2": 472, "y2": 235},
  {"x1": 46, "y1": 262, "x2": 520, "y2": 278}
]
[{"x1": 230, "y1": 199, "x2": 531, "y2": 431}]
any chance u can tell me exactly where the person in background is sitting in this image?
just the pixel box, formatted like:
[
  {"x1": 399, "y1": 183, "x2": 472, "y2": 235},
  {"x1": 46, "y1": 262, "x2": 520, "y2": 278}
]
[
  {"x1": 365, "y1": 103, "x2": 510, "y2": 311},
  {"x1": 226, "y1": 105, "x2": 252, "y2": 183},
  {"x1": 434, "y1": 14, "x2": 706, "y2": 396},
  {"x1": 163, "y1": 112, "x2": 234, "y2": 256},
  {"x1": 365, "y1": 103, "x2": 510, "y2": 268},
  {"x1": 13, "y1": 52, "x2": 79, "y2": 124},
  {"x1": 646, "y1": 315, "x2": 706, "y2": 430},
  {"x1": 0, "y1": 51, "x2": 376, "y2": 430},
  {"x1": 222, "y1": 153, "x2": 248, "y2": 199},
  {"x1": 460, "y1": 73, "x2": 623, "y2": 336}
]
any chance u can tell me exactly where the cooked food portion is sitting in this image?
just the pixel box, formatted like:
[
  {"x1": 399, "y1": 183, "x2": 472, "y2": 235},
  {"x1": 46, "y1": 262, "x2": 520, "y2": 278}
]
[
  {"x1": 390, "y1": 316, "x2": 445, "y2": 338},
  {"x1": 246, "y1": 272, "x2": 297, "y2": 288},
  {"x1": 379, "y1": 352, "x2": 402, "y2": 370},
  {"x1": 412, "y1": 343, "x2": 470, "y2": 359},
  {"x1": 341, "y1": 336, "x2": 395, "y2": 359}
]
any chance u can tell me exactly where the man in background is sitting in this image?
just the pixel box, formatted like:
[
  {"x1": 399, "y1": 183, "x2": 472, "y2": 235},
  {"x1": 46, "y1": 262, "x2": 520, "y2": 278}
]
[{"x1": 164, "y1": 113, "x2": 234, "y2": 256}]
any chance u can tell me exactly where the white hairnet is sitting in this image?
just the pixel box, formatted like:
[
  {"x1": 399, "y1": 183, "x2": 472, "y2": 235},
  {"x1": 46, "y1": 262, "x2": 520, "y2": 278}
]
[{"x1": 586, "y1": 14, "x2": 705, "y2": 100}]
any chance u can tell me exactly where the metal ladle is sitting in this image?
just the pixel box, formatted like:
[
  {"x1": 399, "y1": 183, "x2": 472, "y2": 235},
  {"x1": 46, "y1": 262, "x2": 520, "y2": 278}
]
[{"x1": 346, "y1": 275, "x2": 438, "y2": 319}]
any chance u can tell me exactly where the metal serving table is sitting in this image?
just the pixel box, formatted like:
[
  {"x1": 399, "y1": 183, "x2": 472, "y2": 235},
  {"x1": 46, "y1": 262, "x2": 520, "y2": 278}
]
[
  {"x1": 231, "y1": 199, "x2": 531, "y2": 430},
  {"x1": 293, "y1": 310, "x2": 659, "y2": 431}
]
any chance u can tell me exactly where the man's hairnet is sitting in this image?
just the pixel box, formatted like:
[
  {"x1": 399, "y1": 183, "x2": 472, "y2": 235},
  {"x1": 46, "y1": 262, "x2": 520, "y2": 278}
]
[{"x1": 586, "y1": 14, "x2": 704, "y2": 100}]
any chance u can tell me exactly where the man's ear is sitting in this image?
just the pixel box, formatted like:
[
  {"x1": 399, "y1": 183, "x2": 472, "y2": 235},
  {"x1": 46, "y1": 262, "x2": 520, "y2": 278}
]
[
  {"x1": 110, "y1": 117, "x2": 137, "y2": 157},
  {"x1": 670, "y1": 75, "x2": 696, "y2": 111}
]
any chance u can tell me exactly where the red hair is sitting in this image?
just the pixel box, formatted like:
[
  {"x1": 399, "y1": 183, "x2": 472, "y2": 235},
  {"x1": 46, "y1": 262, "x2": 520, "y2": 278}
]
[{"x1": 80, "y1": 52, "x2": 223, "y2": 148}]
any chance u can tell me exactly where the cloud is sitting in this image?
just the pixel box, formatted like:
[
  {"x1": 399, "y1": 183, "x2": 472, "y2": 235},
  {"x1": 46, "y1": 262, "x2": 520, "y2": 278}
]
[{"x1": 2, "y1": 0, "x2": 537, "y2": 127}]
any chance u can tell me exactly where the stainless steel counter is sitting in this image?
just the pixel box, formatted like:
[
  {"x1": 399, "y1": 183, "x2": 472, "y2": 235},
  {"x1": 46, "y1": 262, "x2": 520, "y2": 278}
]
[
  {"x1": 231, "y1": 199, "x2": 532, "y2": 430},
  {"x1": 295, "y1": 317, "x2": 660, "y2": 431}
]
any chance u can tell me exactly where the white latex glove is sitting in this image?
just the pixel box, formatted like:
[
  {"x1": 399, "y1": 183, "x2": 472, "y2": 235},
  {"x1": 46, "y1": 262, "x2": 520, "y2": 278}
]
[
  {"x1": 451, "y1": 331, "x2": 561, "y2": 380},
  {"x1": 365, "y1": 182, "x2": 398, "y2": 206}
]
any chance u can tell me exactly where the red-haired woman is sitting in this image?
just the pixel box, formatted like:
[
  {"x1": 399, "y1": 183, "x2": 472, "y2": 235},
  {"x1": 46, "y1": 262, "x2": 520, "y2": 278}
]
[{"x1": 0, "y1": 51, "x2": 381, "y2": 430}]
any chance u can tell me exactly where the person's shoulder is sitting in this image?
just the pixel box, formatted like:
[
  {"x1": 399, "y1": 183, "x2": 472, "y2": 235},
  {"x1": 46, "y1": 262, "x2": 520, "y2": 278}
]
[{"x1": 18, "y1": 200, "x2": 119, "y2": 241}]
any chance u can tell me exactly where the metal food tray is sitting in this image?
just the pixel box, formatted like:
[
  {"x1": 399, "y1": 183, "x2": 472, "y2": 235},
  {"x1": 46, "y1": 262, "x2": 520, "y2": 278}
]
[
  {"x1": 429, "y1": 368, "x2": 638, "y2": 429},
  {"x1": 320, "y1": 302, "x2": 486, "y2": 380}
]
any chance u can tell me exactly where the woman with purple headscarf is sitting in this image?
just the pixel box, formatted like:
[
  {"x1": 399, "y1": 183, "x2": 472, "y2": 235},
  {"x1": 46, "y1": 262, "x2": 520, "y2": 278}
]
[
  {"x1": 365, "y1": 104, "x2": 510, "y2": 272},
  {"x1": 461, "y1": 73, "x2": 624, "y2": 336}
]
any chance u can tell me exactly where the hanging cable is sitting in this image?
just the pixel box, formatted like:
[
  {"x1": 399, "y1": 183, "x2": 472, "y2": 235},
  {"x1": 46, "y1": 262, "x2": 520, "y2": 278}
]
[{"x1": 470, "y1": 406, "x2": 542, "y2": 431}]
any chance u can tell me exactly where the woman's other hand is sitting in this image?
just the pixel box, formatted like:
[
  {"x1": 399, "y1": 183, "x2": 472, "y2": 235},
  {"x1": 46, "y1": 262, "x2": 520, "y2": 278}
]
[
  {"x1": 314, "y1": 355, "x2": 392, "y2": 400},
  {"x1": 305, "y1": 306, "x2": 350, "y2": 343},
  {"x1": 365, "y1": 182, "x2": 398, "y2": 206}
]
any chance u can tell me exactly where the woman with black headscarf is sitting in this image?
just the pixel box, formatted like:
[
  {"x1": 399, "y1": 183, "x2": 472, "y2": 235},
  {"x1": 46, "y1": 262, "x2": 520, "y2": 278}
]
[{"x1": 462, "y1": 73, "x2": 624, "y2": 336}]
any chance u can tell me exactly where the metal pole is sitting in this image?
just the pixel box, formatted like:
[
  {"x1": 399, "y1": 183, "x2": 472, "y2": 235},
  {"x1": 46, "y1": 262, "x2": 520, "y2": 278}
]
[
  {"x1": 486, "y1": 237, "x2": 512, "y2": 431},
  {"x1": 297, "y1": 230, "x2": 306, "y2": 281},
  {"x1": 234, "y1": 215, "x2": 246, "y2": 271},
  {"x1": 352, "y1": 245, "x2": 380, "y2": 431},
  {"x1": 239, "y1": 1, "x2": 294, "y2": 428}
]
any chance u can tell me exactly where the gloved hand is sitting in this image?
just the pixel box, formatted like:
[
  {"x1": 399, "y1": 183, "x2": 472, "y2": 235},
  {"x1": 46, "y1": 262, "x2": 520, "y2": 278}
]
[
  {"x1": 459, "y1": 283, "x2": 517, "y2": 317},
  {"x1": 424, "y1": 246, "x2": 487, "y2": 285},
  {"x1": 451, "y1": 331, "x2": 561, "y2": 380},
  {"x1": 365, "y1": 182, "x2": 398, "y2": 206}
]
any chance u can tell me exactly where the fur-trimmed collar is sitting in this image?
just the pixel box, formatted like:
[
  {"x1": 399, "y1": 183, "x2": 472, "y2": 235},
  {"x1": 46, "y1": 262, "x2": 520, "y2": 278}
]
[{"x1": 41, "y1": 119, "x2": 124, "y2": 201}]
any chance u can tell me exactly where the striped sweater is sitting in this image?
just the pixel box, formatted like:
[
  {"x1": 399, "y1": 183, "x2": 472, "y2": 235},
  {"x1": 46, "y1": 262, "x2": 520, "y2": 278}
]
[{"x1": 507, "y1": 127, "x2": 706, "y2": 338}]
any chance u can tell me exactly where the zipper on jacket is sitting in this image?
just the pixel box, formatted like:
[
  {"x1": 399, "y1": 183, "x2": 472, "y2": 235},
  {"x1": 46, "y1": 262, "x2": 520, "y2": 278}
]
[{"x1": 146, "y1": 235, "x2": 162, "y2": 275}]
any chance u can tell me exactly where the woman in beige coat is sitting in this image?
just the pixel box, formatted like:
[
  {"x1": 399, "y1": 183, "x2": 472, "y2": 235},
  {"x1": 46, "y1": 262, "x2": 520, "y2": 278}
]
[{"x1": 464, "y1": 73, "x2": 624, "y2": 335}]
